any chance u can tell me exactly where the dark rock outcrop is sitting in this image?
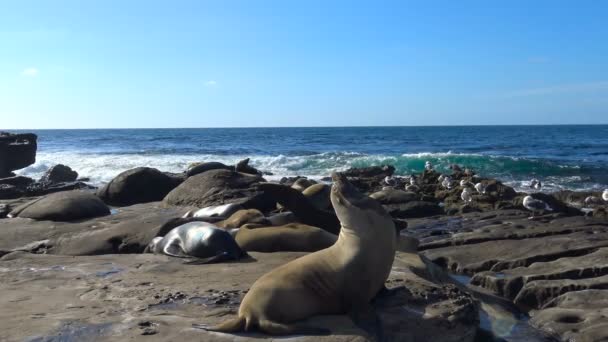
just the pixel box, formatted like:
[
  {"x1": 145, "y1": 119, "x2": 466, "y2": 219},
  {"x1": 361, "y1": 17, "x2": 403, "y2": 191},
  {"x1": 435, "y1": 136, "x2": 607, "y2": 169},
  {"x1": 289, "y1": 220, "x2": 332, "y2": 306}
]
[
  {"x1": 97, "y1": 167, "x2": 183, "y2": 206},
  {"x1": 384, "y1": 201, "x2": 443, "y2": 219},
  {"x1": 163, "y1": 169, "x2": 272, "y2": 210},
  {"x1": 0, "y1": 175, "x2": 35, "y2": 187},
  {"x1": 0, "y1": 132, "x2": 37, "y2": 177},
  {"x1": 40, "y1": 164, "x2": 78, "y2": 183},
  {"x1": 9, "y1": 190, "x2": 110, "y2": 221}
]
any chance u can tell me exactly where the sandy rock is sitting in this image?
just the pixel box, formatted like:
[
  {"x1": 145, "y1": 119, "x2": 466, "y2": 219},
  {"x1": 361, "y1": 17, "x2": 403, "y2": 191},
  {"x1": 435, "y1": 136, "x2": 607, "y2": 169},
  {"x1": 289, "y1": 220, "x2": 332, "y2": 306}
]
[
  {"x1": 0, "y1": 251, "x2": 478, "y2": 342},
  {"x1": 97, "y1": 167, "x2": 183, "y2": 206},
  {"x1": 163, "y1": 169, "x2": 271, "y2": 210},
  {"x1": 8, "y1": 190, "x2": 110, "y2": 222}
]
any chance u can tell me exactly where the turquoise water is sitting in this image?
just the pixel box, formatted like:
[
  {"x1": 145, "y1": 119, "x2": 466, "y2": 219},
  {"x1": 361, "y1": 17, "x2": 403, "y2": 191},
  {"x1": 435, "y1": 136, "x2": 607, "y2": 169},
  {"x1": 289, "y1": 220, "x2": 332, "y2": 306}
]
[{"x1": 13, "y1": 125, "x2": 608, "y2": 191}]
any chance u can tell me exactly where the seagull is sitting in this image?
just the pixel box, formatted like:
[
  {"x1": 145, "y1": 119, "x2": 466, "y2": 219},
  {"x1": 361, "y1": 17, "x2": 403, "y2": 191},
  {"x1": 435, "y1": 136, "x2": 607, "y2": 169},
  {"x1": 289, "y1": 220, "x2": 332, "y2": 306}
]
[
  {"x1": 438, "y1": 174, "x2": 445, "y2": 182},
  {"x1": 384, "y1": 176, "x2": 396, "y2": 186},
  {"x1": 409, "y1": 175, "x2": 418, "y2": 186},
  {"x1": 461, "y1": 188, "x2": 473, "y2": 203},
  {"x1": 475, "y1": 182, "x2": 487, "y2": 194},
  {"x1": 523, "y1": 195, "x2": 552, "y2": 219},
  {"x1": 603, "y1": 189, "x2": 608, "y2": 202},
  {"x1": 425, "y1": 161, "x2": 433, "y2": 171},
  {"x1": 529, "y1": 178, "x2": 542, "y2": 190},
  {"x1": 460, "y1": 179, "x2": 473, "y2": 187},
  {"x1": 584, "y1": 196, "x2": 602, "y2": 206},
  {"x1": 442, "y1": 177, "x2": 453, "y2": 190}
]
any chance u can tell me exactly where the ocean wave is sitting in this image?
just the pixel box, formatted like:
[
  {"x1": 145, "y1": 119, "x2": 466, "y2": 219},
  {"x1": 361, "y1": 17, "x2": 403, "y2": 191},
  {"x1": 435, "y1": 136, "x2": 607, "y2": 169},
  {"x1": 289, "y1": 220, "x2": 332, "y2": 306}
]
[{"x1": 15, "y1": 151, "x2": 608, "y2": 192}]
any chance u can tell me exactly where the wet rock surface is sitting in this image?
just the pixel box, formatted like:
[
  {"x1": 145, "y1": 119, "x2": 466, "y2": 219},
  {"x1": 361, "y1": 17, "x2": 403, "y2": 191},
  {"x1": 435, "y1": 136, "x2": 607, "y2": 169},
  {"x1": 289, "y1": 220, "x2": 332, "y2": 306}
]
[
  {"x1": 0, "y1": 251, "x2": 478, "y2": 342},
  {"x1": 410, "y1": 209, "x2": 608, "y2": 341}
]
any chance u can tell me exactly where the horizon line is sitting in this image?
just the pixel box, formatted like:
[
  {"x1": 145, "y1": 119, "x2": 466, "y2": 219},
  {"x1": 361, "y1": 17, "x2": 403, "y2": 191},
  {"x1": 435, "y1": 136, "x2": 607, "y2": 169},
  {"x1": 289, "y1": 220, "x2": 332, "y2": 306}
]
[{"x1": 4, "y1": 123, "x2": 608, "y2": 130}]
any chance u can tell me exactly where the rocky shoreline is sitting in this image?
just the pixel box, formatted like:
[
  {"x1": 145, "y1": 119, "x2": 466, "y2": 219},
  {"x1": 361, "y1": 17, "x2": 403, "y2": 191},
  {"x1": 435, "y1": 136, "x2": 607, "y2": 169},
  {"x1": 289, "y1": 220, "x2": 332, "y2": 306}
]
[{"x1": 1, "y1": 131, "x2": 607, "y2": 341}]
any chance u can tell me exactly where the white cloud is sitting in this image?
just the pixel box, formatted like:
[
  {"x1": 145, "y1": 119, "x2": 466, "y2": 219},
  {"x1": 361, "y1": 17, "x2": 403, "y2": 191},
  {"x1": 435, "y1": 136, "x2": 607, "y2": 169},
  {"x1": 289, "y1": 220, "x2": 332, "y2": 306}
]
[
  {"x1": 504, "y1": 81, "x2": 608, "y2": 97},
  {"x1": 21, "y1": 67, "x2": 39, "y2": 77},
  {"x1": 204, "y1": 80, "x2": 217, "y2": 87}
]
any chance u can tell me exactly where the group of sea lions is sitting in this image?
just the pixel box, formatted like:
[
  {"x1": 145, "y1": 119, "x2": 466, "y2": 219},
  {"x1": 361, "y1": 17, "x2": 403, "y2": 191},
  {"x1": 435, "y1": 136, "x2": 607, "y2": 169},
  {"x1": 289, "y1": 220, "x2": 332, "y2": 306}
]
[{"x1": 144, "y1": 172, "x2": 398, "y2": 338}]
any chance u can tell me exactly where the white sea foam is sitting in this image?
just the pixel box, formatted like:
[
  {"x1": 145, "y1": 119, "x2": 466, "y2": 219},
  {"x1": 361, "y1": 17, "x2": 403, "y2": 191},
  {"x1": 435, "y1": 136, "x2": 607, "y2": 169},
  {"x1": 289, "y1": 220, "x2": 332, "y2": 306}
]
[{"x1": 13, "y1": 151, "x2": 603, "y2": 192}]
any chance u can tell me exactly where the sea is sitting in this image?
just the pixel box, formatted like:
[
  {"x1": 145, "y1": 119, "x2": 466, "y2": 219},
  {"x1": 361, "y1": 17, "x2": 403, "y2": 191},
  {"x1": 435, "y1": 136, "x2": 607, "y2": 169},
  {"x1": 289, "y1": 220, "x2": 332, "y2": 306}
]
[{"x1": 12, "y1": 125, "x2": 608, "y2": 193}]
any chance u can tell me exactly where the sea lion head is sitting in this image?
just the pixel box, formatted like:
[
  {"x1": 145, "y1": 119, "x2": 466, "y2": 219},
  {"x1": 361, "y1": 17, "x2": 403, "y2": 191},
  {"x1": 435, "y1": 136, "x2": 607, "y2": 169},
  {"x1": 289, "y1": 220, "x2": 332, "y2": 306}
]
[
  {"x1": 144, "y1": 237, "x2": 163, "y2": 254},
  {"x1": 330, "y1": 172, "x2": 392, "y2": 233}
]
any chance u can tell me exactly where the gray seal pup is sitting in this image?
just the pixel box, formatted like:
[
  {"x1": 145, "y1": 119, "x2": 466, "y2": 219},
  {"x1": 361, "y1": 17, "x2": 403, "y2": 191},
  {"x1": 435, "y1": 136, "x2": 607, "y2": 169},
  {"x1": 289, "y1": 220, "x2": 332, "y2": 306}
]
[
  {"x1": 145, "y1": 221, "x2": 246, "y2": 264},
  {"x1": 197, "y1": 172, "x2": 396, "y2": 335}
]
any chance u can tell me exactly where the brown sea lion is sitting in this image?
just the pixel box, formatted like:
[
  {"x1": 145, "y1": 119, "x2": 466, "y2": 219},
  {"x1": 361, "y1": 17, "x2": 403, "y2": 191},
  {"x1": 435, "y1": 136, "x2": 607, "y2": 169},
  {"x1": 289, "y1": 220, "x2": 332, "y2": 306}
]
[
  {"x1": 198, "y1": 171, "x2": 396, "y2": 335},
  {"x1": 235, "y1": 223, "x2": 337, "y2": 253},
  {"x1": 257, "y1": 182, "x2": 340, "y2": 234},
  {"x1": 302, "y1": 183, "x2": 332, "y2": 211}
]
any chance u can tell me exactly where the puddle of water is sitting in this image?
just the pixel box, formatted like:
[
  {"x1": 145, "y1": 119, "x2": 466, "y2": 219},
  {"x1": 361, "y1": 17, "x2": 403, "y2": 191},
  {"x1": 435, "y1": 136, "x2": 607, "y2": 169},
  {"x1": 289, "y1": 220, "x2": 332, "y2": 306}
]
[
  {"x1": 449, "y1": 273, "x2": 548, "y2": 341},
  {"x1": 94, "y1": 263, "x2": 125, "y2": 278},
  {"x1": 449, "y1": 273, "x2": 471, "y2": 285},
  {"x1": 110, "y1": 208, "x2": 119, "y2": 215},
  {"x1": 26, "y1": 322, "x2": 113, "y2": 342}
]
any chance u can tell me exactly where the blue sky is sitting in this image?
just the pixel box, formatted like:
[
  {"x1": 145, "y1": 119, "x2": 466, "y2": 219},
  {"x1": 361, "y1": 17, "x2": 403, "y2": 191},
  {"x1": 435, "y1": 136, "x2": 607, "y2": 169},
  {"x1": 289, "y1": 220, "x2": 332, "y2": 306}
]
[{"x1": 1, "y1": 1, "x2": 607, "y2": 128}]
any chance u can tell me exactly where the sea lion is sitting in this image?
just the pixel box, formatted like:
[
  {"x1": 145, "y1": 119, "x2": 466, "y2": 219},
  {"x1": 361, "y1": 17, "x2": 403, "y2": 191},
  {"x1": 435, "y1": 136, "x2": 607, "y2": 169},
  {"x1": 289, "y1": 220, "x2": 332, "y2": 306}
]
[
  {"x1": 235, "y1": 223, "x2": 338, "y2": 253},
  {"x1": 291, "y1": 178, "x2": 316, "y2": 192},
  {"x1": 302, "y1": 183, "x2": 332, "y2": 211},
  {"x1": 198, "y1": 171, "x2": 397, "y2": 335},
  {"x1": 216, "y1": 209, "x2": 269, "y2": 228},
  {"x1": 144, "y1": 221, "x2": 246, "y2": 264},
  {"x1": 258, "y1": 182, "x2": 340, "y2": 234},
  {"x1": 266, "y1": 212, "x2": 297, "y2": 226},
  {"x1": 182, "y1": 203, "x2": 243, "y2": 219}
]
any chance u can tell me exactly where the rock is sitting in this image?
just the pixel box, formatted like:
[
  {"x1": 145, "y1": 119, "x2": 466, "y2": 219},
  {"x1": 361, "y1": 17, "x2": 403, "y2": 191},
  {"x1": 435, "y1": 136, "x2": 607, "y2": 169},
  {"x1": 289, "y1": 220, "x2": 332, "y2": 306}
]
[
  {"x1": 234, "y1": 158, "x2": 261, "y2": 175},
  {"x1": 470, "y1": 247, "x2": 608, "y2": 307},
  {"x1": 163, "y1": 169, "x2": 272, "y2": 211},
  {"x1": 8, "y1": 190, "x2": 110, "y2": 221},
  {"x1": 530, "y1": 290, "x2": 608, "y2": 342},
  {"x1": 40, "y1": 164, "x2": 78, "y2": 183},
  {"x1": 25, "y1": 181, "x2": 95, "y2": 196},
  {"x1": 484, "y1": 179, "x2": 517, "y2": 201},
  {"x1": 423, "y1": 229, "x2": 608, "y2": 275},
  {"x1": 0, "y1": 175, "x2": 35, "y2": 187},
  {"x1": 0, "y1": 132, "x2": 37, "y2": 177},
  {"x1": 342, "y1": 165, "x2": 395, "y2": 178},
  {"x1": 370, "y1": 189, "x2": 418, "y2": 204},
  {"x1": 302, "y1": 183, "x2": 332, "y2": 210},
  {"x1": 0, "y1": 202, "x2": 187, "y2": 255},
  {"x1": 186, "y1": 162, "x2": 231, "y2": 177},
  {"x1": 0, "y1": 204, "x2": 9, "y2": 218},
  {"x1": 0, "y1": 251, "x2": 478, "y2": 342},
  {"x1": 0, "y1": 184, "x2": 23, "y2": 199},
  {"x1": 514, "y1": 192, "x2": 581, "y2": 216},
  {"x1": 97, "y1": 167, "x2": 183, "y2": 206},
  {"x1": 384, "y1": 201, "x2": 443, "y2": 219}
]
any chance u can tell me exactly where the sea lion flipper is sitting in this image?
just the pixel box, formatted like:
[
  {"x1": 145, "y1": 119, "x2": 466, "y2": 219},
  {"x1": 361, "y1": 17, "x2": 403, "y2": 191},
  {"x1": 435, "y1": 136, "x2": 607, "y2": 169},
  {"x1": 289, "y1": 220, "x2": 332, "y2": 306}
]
[
  {"x1": 257, "y1": 319, "x2": 331, "y2": 336},
  {"x1": 193, "y1": 317, "x2": 246, "y2": 332}
]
